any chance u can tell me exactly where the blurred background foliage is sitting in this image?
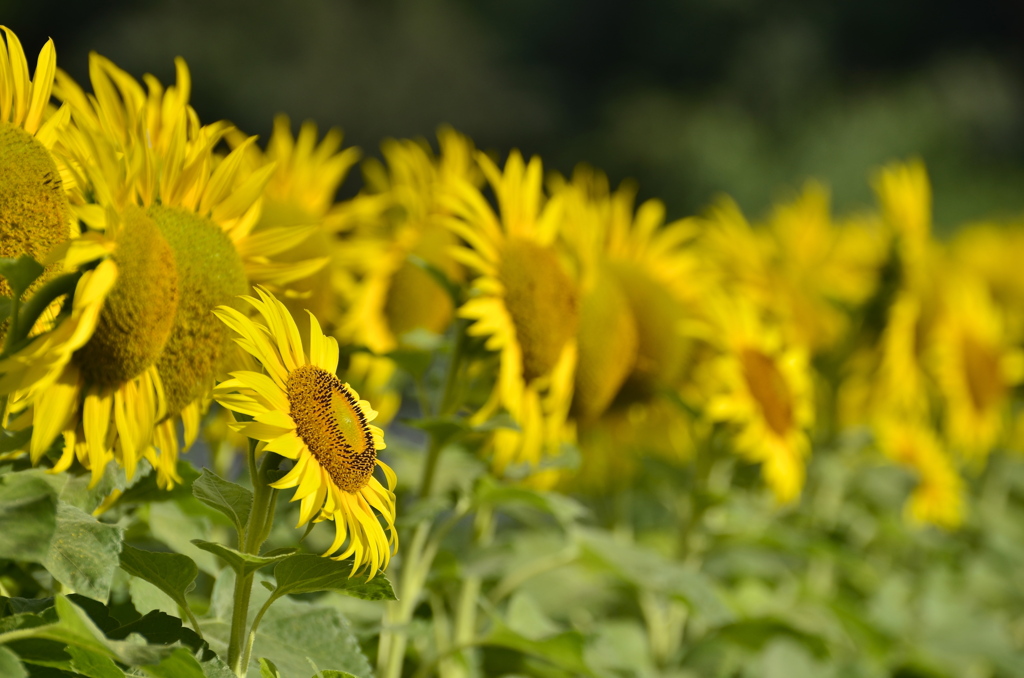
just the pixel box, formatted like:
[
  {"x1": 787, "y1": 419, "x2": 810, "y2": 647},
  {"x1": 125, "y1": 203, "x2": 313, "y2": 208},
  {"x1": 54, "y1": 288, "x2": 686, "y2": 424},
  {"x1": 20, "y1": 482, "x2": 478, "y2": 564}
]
[{"x1": 7, "y1": 0, "x2": 1024, "y2": 230}]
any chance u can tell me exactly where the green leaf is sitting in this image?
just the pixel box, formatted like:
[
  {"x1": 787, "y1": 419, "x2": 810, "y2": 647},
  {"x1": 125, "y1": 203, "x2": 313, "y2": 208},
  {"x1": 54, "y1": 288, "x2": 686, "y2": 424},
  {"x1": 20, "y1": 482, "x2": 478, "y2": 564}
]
[
  {"x1": 403, "y1": 416, "x2": 466, "y2": 448},
  {"x1": 198, "y1": 653, "x2": 235, "y2": 678},
  {"x1": 262, "y1": 548, "x2": 298, "y2": 558},
  {"x1": 60, "y1": 461, "x2": 145, "y2": 515},
  {"x1": 115, "y1": 460, "x2": 198, "y2": 506},
  {"x1": 146, "y1": 499, "x2": 219, "y2": 575},
  {"x1": 0, "y1": 596, "x2": 174, "y2": 667},
  {"x1": 0, "y1": 646, "x2": 27, "y2": 678},
  {"x1": 386, "y1": 347, "x2": 435, "y2": 379},
  {"x1": 706, "y1": 617, "x2": 829, "y2": 659},
  {"x1": 140, "y1": 647, "x2": 207, "y2": 678},
  {"x1": 0, "y1": 473, "x2": 58, "y2": 562},
  {"x1": 0, "y1": 427, "x2": 30, "y2": 453},
  {"x1": 67, "y1": 645, "x2": 125, "y2": 678},
  {"x1": 259, "y1": 657, "x2": 281, "y2": 678},
  {"x1": 316, "y1": 672, "x2": 359, "y2": 678},
  {"x1": 578, "y1": 529, "x2": 734, "y2": 625},
  {"x1": 43, "y1": 503, "x2": 124, "y2": 601},
  {"x1": 191, "y1": 469, "x2": 253, "y2": 537},
  {"x1": 270, "y1": 554, "x2": 397, "y2": 601},
  {"x1": 484, "y1": 620, "x2": 595, "y2": 677},
  {"x1": 475, "y1": 475, "x2": 586, "y2": 526},
  {"x1": 202, "y1": 575, "x2": 372, "y2": 678},
  {"x1": 191, "y1": 540, "x2": 293, "y2": 578},
  {"x1": 119, "y1": 545, "x2": 198, "y2": 621},
  {"x1": 0, "y1": 256, "x2": 44, "y2": 299}
]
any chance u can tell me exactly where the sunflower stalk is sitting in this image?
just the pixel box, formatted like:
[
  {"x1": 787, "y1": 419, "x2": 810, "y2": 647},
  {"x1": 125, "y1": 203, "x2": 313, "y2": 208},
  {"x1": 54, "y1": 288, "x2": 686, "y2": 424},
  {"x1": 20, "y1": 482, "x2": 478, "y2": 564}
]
[
  {"x1": 378, "y1": 322, "x2": 469, "y2": 678},
  {"x1": 228, "y1": 441, "x2": 281, "y2": 677},
  {"x1": 452, "y1": 502, "x2": 494, "y2": 661}
]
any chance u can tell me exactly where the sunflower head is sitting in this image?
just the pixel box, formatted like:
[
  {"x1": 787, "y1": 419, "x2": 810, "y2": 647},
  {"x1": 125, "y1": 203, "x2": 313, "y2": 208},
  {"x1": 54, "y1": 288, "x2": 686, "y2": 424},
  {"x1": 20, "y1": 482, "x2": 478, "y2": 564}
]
[
  {"x1": 876, "y1": 419, "x2": 964, "y2": 529},
  {"x1": 609, "y1": 260, "x2": 688, "y2": 403},
  {"x1": 498, "y1": 237, "x2": 579, "y2": 382},
  {"x1": 285, "y1": 364, "x2": 378, "y2": 493},
  {"x1": 931, "y1": 273, "x2": 1024, "y2": 459},
  {"x1": 383, "y1": 222, "x2": 463, "y2": 340},
  {"x1": 149, "y1": 204, "x2": 249, "y2": 415},
  {"x1": 703, "y1": 296, "x2": 813, "y2": 504},
  {"x1": 0, "y1": 122, "x2": 72, "y2": 299},
  {"x1": 73, "y1": 206, "x2": 179, "y2": 387},
  {"x1": 213, "y1": 287, "x2": 397, "y2": 577},
  {"x1": 572, "y1": 266, "x2": 638, "y2": 421}
]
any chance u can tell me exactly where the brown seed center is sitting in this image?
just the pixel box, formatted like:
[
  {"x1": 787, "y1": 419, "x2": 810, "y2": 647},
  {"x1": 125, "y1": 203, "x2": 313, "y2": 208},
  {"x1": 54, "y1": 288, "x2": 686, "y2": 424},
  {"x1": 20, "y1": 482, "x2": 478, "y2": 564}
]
[
  {"x1": 740, "y1": 349, "x2": 794, "y2": 436},
  {"x1": 498, "y1": 238, "x2": 579, "y2": 382},
  {"x1": 962, "y1": 334, "x2": 1004, "y2": 413},
  {"x1": 286, "y1": 364, "x2": 377, "y2": 492}
]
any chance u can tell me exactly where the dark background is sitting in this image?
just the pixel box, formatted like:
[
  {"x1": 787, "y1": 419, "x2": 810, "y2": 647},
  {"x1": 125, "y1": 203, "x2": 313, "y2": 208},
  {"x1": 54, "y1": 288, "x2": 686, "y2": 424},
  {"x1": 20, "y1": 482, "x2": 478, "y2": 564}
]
[{"x1": 8, "y1": 0, "x2": 1024, "y2": 231}]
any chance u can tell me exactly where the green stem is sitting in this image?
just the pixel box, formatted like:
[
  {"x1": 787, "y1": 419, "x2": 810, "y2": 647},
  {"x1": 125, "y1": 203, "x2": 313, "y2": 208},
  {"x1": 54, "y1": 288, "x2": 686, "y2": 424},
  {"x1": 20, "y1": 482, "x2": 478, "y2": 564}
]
[
  {"x1": 439, "y1": 319, "x2": 470, "y2": 417},
  {"x1": 379, "y1": 520, "x2": 432, "y2": 678},
  {"x1": 180, "y1": 604, "x2": 205, "y2": 642},
  {"x1": 227, "y1": 568, "x2": 254, "y2": 676},
  {"x1": 452, "y1": 502, "x2": 494, "y2": 671},
  {"x1": 227, "y1": 443, "x2": 280, "y2": 677},
  {"x1": 417, "y1": 435, "x2": 445, "y2": 501},
  {"x1": 377, "y1": 319, "x2": 471, "y2": 678},
  {"x1": 676, "y1": 431, "x2": 714, "y2": 561},
  {"x1": 241, "y1": 592, "x2": 280, "y2": 672},
  {"x1": 2, "y1": 272, "x2": 79, "y2": 357}
]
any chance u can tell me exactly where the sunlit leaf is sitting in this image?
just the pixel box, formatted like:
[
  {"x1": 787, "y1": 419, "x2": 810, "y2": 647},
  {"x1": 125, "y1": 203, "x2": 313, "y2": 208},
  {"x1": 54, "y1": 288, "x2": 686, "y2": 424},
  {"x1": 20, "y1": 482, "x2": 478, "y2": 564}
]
[
  {"x1": 0, "y1": 647, "x2": 26, "y2": 678},
  {"x1": 67, "y1": 644, "x2": 125, "y2": 678},
  {"x1": 202, "y1": 571, "x2": 373, "y2": 678},
  {"x1": 43, "y1": 503, "x2": 123, "y2": 601},
  {"x1": 191, "y1": 540, "x2": 293, "y2": 578},
  {"x1": 269, "y1": 554, "x2": 397, "y2": 601},
  {"x1": 259, "y1": 657, "x2": 281, "y2": 678},
  {"x1": 483, "y1": 619, "x2": 595, "y2": 677},
  {"x1": 0, "y1": 473, "x2": 58, "y2": 562},
  {"x1": 140, "y1": 647, "x2": 207, "y2": 678},
  {"x1": 191, "y1": 469, "x2": 253, "y2": 538}
]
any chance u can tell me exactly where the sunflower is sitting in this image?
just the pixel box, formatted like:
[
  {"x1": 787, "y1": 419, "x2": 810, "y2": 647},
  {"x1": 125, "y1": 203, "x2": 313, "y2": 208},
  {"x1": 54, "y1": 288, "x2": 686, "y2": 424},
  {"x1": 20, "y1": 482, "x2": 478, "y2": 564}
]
[
  {"x1": 698, "y1": 185, "x2": 886, "y2": 355},
  {"x1": 0, "y1": 250, "x2": 118, "y2": 472},
  {"x1": 441, "y1": 149, "x2": 579, "y2": 475},
  {"x1": 2, "y1": 52, "x2": 320, "y2": 488},
  {"x1": 212, "y1": 288, "x2": 397, "y2": 578},
  {"x1": 703, "y1": 296, "x2": 813, "y2": 504},
  {"x1": 873, "y1": 158, "x2": 931, "y2": 293},
  {"x1": 837, "y1": 161, "x2": 941, "y2": 429},
  {"x1": 334, "y1": 127, "x2": 475, "y2": 424},
  {"x1": 875, "y1": 419, "x2": 965, "y2": 530},
  {"x1": 949, "y1": 221, "x2": 1024, "y2": 344},
  {"x1": 0, "y1": 27, "x2": 75, "y2": 327},
  {"x1": 930, "y1": 271, "x2": 1024, "y2": 462},
  {"x1": 227, "y1": 114, "x2": 359, "y2": 330},
  {"x1": 541, "y1": 166, "x2": 699, "y2": 489},
  {"x1": 760, "y1": 183, "x2": 887, "y2": 352}
]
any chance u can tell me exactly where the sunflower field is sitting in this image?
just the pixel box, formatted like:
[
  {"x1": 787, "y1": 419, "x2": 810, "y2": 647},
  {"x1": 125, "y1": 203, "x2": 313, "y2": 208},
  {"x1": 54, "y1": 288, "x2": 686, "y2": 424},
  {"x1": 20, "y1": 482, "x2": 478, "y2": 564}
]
[{"x1": 1, "y1": 23, "x2": 1024, "y2": 678}]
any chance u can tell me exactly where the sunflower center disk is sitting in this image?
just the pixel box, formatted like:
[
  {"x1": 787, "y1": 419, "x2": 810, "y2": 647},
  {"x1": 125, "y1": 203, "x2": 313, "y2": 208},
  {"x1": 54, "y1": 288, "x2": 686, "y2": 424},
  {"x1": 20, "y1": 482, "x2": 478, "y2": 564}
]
[
  {"x1": 572, "y1": 267, "x2": 638, "y2": 421},
  {"x1": 961, "y1": 334, "x2": 1004, "y2": 412},
  {"x1": 286, "y1": 364, "x2": 377, "y2": 493},
  {"x1": 75, "y1": 207, "x2": 180, "y2": 387},
  {"x1": 498, "y1": 238, "x2": 579, "y2": 383},
  {"x1": 609, "y1": 261, "x2": 688, "y2": 403},
  {"x1": 740, "y1": 348, "x2": 794, "y2": 436},
  {"x1": 149, "y1": 205, "x2": 248, "y2": 415},
  {"x1": 384, "y1": 223, "x2": 462, "y2": 340},
  {"x1": 0, "y1": 122, "x2": 71, "y2": 299}
]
